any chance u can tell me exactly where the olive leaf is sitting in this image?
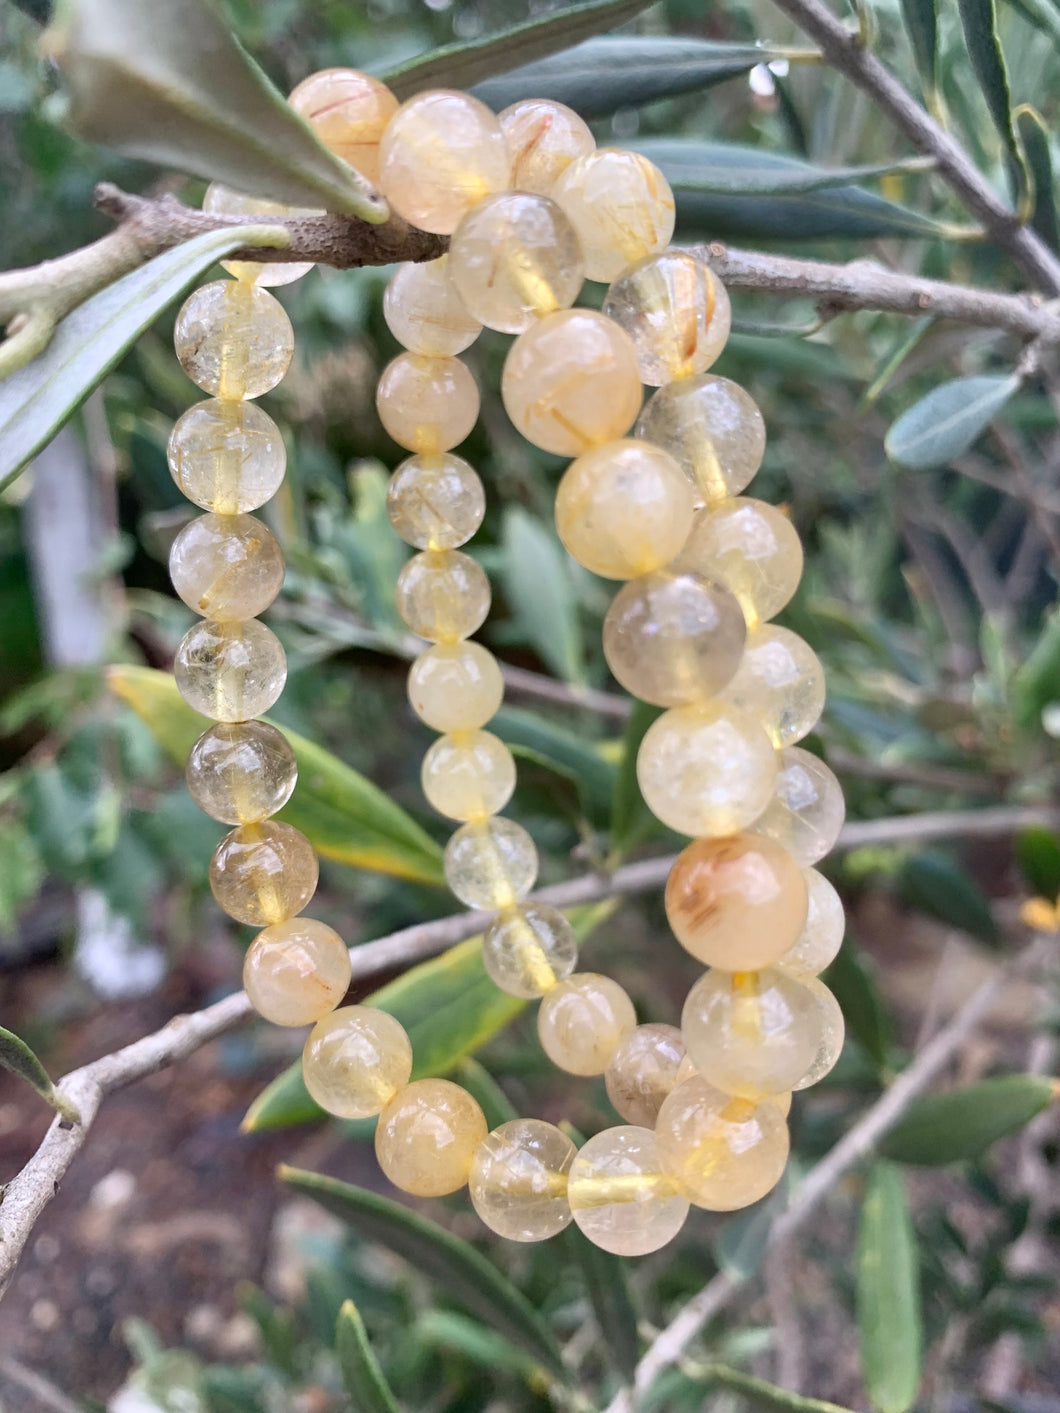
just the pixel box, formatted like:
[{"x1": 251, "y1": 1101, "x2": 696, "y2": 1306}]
[
  {"x1": 900, "y1": 0, "x2": 939, "y2": 107},
  {"x1": 955, "y1": 0, "x2": 1028, "y2": 204},
  {"x1": 335, "y1": 1301, "x2": 402, "y2": 1413},
  {"x1": 879, "y1": 1075, "x2": 1057, "y2": 1164},
  {"x1": 1016, "y1": 106, "x2": 1060, "y2": 253},
  {"x1": 0, "y1": 1024, "x2": 81, "y2": 1124},
  {"x1": 884, "y1": 373, "x2": 1020, "y2": 470},
  {"x1": 857, "y1": 1163, "x2": 924, "y2": 1413}
]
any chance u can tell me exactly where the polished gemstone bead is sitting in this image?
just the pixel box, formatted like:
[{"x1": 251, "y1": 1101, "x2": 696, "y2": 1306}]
[
  {"x1": 552, "y1": 150, "x2": 675, "y2": 282},
  {"x1": 720, "y1": 626, "x2": 825, "y2": 748},
  {"x1": 499, "y1": 99, "x2": 595, "y2": 195},
  {"x1": 375, "y1": 1078, "x2": 487, "y2": 1196},
  {"x1": 169, "y1": 512, "x2": 284, "y2": 621},
  {"x1": 168, "y1": 399, "x2": 287, "y2": 515},
  {"x1": 469, "y1": 1119, "x2": 576, "y2": 1241},
  {"x1": 302, "y1": 1005, "x2": 413, "y2": 1118},
  {"x1": 243, "y1": 918, "x2": 351, "y2": 1026},
  {"x1": 679, "y1": 499, "x2": 803, "y2": 625},
  {"x1": 174, "y1": 619, "x2": 287, "y2": 722},
  {"x1": 386, "y1": 453, "x2": 485, "y2": 550},
  {"x1": 210, "y1": 821, "x2": 318, "y2": 927},
  {"x1": 636, "y1": 376, "x2": 766, "y2": 505},
  {"x1": 603, "y1": 252, "x2": 731, "y2": 386},
  {"x1": 407, "y1": 641, "x2": 504, "y2": 731},
  {"x1": 288, "y1": 67, "x2": 398, "y2": 184},
  {"x1": 378, "y1": 90, "x2": 511, "y2": 235},
  {"x1": 383, "y1": 257, "x2": 482, "y2": 357},
  {"x1": 655, "y1": 1076, "x2": 789, "y2": 1210},
  {"x1": 394, "y1": 549, "x2": 491, "y2": 643},
  {"x1": 203, "y1": 183, "x2": 316, "y2": 287},
  {"x1": 554, "y1": 440, "x2": 695, "y2": 580},
  {"x1": 674, "y1": 1056, "x2": 793, "y2": 1116},
  {"x1": 421, "y1": 730, "x2": 516, "y2": 821},
  {"x1": 444, "y1": 817, "x2": 538, "y2": 909},
  {"x1": 174, "y1": 280, "x2": 294, "y2": 400},
  {"x1": 604, "y1": 1023, "x2": 686, "y2": 1127},
  {"x1": 754, "y1": 747, "x2": 846, "y2": 867},
  {"x1": 501, "y1": 310, "x2": 642, "y2": 457},
  {"x1": 792, "y1": 977, "x2": 845, "y2": 1088},
  {"x1": 602, "y1": 569, "x2": 746, "y2": 707},
  {"x1": 376, "y1": 353, "x2": 480, "y2": 454},
  {"x1": 664, "y1": 833, "x2": 809, "y2": 971},
  {"x1": 537, "y1": 973, "x2": 635, "y2": 1076},
  {"x1": 482, "y1": 902, "x2": 579, "y2": 998},
  {"x1": 637, "y1": 704, "x2": 778, "y2": 838},
  {"x1": 185, "y1": 720, "x2": 297, "y2": 824},
  {"x1": 568, "y1": 1126, "x2": 688, "y2": 1255},
  {"x1": 777, "y1": 868, "x2": 845, "y2": 976}
]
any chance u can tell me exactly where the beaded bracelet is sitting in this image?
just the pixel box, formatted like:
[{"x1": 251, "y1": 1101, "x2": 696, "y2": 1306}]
[{"x1": 163, "y1": 69, "x2": 847, "y2": 1258}]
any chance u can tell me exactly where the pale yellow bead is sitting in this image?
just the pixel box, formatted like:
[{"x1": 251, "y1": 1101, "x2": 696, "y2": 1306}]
[
  {"x1": 792, "y1": 977, "x2": 845, "y2": 1089},
  {"x1": 386, "y1": 453, "x2": 485, "y2": 550},
  {"x1": 482, "y1": 902, "x2": 579, "y2": 998},
  {"x1": 604, "y1": 1023, "x2": 686, "y2": 1127},
  {"x1": 174, "y1": 280, "x2": 294, "y2": 400},
  {"x1": 568, "y1": 1125, "x2": 688, "y2": 1255},
  {"x1": 502, "y1": 310, "x2": 642, "y2": 457},
  {"x1": 185, "y1": 720, "x2": 297, "y2": 825},
  {"x1": 720, "y1": 625, "x2": 824, "y2": 749},
  {"x1": 552, "y1": 150, "x2": 675, "y2": 283},
  {"x1": 174, "y1": 619, "x2": 287, "y2": 722},
  {"x1": 777, "y1": 869, "x2": 845, "y2": 976},
  {"x1": 376, "y1": 353, "x2": 480, "y2": 454},
  {"x1": 168, "y1": 399, "x2": 287, "y2": 515},
  {"x1": 498, "y1": 99, "x2": 595, "y2": 195},
  {"x1": 655, "y1": 1076, "x2": 789, "y2": 1211},
  {"x1": 203, "y1": 183, "x2": 316, "y2": 287},
  {"x1": 169, "y1": 512, "x2": 284, "y2": 621},
  {"x1": 636, "y1": 376, "x2": 766, "y2": 506},
  {"x1": 537, "y1": 973, "x2": 635, "y2": 1076},
  {"x1": 407, "y1": 641, "x2": 504, "y2": 731},
  {"x1": 602, "y1": 569, "x2": 746, "y2": 707},
  {"x1": 603, "y1": 252, "x2": 731, "y2": 386},
  {"x1": 443, "y1": 817, "x2": 538, "y2": 909},
  {"x1": 383, "y1": 257, "x2": 482, "y2": 357},
  {"x1": 395, "y1": 550, "x2": 491, "y2": 643},
  {"x1": 243, "y1": 918, "x2": 351, "y2": 1026},
  {"x1": 288, "y1": 68, "x2": 398, "y2": 184},
  {"x1": 754, "y1": 747, "x2": 846, "y2": 867},
  {"x1": 302, "y1": 1005, "x2": 413, "y2": 1119},
  {"x1": 679, "y1": 499, "x2": 803, "y2": 625},
  {"x1": 674, "y1": 1056, "x2": 793, "y2": 1117},
  {"x1": 378, "y1": 89, "x2": 511, "y2": 235},
  {"x1": 469, "y1": 1119, "x2": 576, "y2": 1241},
  {"x1": 210, "y1": 821, "x2": 318, "y2": 927},
  {"x1": 421, "y1": 730, "x2": 516, "y2": 822},
  {"x1": 375, "y1": 1078, "x2": 487, "y2": 1196},
  {"x1": 637, "y1": 703, "x2": 778, "y2": 838},
  {"x1": 554, "y1": 440, "x2": 695, "y2": 580}
]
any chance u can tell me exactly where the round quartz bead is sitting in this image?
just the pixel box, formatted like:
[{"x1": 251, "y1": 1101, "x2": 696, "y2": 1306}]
[
  {"x1": 395, "y1": 550, "x2": 490, "y2": 643},
  {"x1": 378, "y1": 90, "x2": 511, "y2": 235},
  {"x1": 288, "y1": 68, "x2": 398, "y2": 184},
  {"x1": 636, "y1": 376, "x2": 766, "y2": 505},
  {"x1": 407, "y1": 641, "x2": 503, "y2": 731},
  {"x1": 754, "y1": 747, "x2": 846, "y2": 867},
  {"x1": 777, "y1": 868, "x2": 845, "y2": 976},
  {"x1": 169, "y1": 512, "x2": 284, "y2": 621},
  {"x1": 679, "y1": 499, "x2": 803, "y2": 625},
  {"x1": 603, "y1": 569, "x2": 746, "y2": 707},
  {"x1": 637, "y1": 703, "x2": 778, "y2": 838},
  {"x1": 376, "y1": 353, "x2": 480, "y2": 455},
  {"x1": 203, "y1": 183, "x2": 315, "y2": 287},
  {"x1": 448, "y1": 192, "x2": 585, "y2": 334},
  {"x1": 386, "y1": 453, "x2": 485, "y2": 550},
  {"x1": 375, "y1": 1078, "x2": 487, "y2": 1196},
  {"x1": 682, "y1": 967, "x2": 826, "y2": 1098},
  {"x1": 674, "y1": 1056, "x2": 793, "y2": 1117},
  {"x1": 185, "y1": 720, "x2": 297, "y2": 825},
  {"x1": 655, "y1": 1077, "x2": 789, "y2": 1211},
  {"x1": 604, "y1": 1023, "x2": 686, "y2": 1127},
  {"x1": 383, "y1": 257, "x2": 482, "y2": 357},
  {"x1": 720, "y1": 626, "x2": 825, "y2": 748},
  {"x1": 444, "y1": 817, "x2": 538, "y2": 910},
  {"x1": 303, "y1": 1006, "x2": 413, "y2": 1119},
  {"x1": 469, "y1": 1119, "x2": 577, "y2": 1241},
  {"x1": 502, "y1": 310, "x2": 642, "y2": 457},
  {"x1": 168, "y1": 399, "x2": 287, "y2": 515},
  {"x1": 554, "y1": 440, "x2": 695, "y2": 580},
  {"x1": 210, "y1": 821, "x2": 318, "y2": 927},
  {"x1": 537, "y1": 973, "x2": 635, "y2": 1076},
  {"x1": 174, "y1": 280, "x2": 294, "y2": 400},
  {"x1": 174, "y1": 619, "x2": 287, "y2": 722},
  {"x1": 243, "y1": 918, "x2": 351, "y2": 1026},
  {"x1": 499, "y1": 99, "x2": 595, "y2": 195},
  {"x1": 552, "y1": 150, "x2": 675, "y2": 283},
  {"x1": 568, "y1": 1126, "x2": 688, "y2": 1256},
  {"x1": 793, "y1": 976, "x2": 845, "y2": 1089},
  {"x1": 664, "y1": 833, "x2": 809, "y2": 971},
  {"x1": 603, "y1": 252, "x2": 731, "y2": 386},
  {"x1": 482, "y1": 902, "x2": 579, "y2": 998},
  {"x1": 421, "y1": 730, "x2": 516, "y2": 822}
]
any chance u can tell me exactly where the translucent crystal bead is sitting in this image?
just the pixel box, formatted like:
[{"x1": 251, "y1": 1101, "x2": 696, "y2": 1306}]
[
  {"x1": 636, "y1": 376, "x2": 766, "y2": 505},
  {"x1": 655, "y1": 1076, "x2": 789, "y2": 1210},
  {"x1": 243, "y1": 918, "x2": 351, "y2": 1026},
  {"x1": 637, "y1": 703, "x2": 778, "y2": 838},
  {"x1": 554, "y1": 440, "x2": 695, "y2": 580},
  {"x1": 552, "y1": 150, "x2": 675, "y2": 283},
  {"x1": 302, "y1": 1005, "x2": 413, "y2": 1119},
  {"x1": 421, "y1": 730, "x2": 516, "y2": 822},
  {"x1": 444, "y1": 817, "x2": 538, "y2": 909},
  {"x1": 288, "y1": 67, "x2": 398, "y2": 184},
  {"x1": 383, "y1": 257, "x2": 482, "y2": 357},
  {"x1": 498, "y1": 99, "x2": 595, "y2": 195},
  {"x1": 679, "y1": 499, "x2": 803, "y2": 625},
  {"x1": 407, "y1": 641, "x2": 504, "y2": 731},
  {"x1": 174, "y1": 280, "x2": 294, "y2": 400},
  {"x1": 185, "y1": 720, "x2": 297, "y2": 825},
  {"x1": 174, "y1": 619, "x2": 287, "y2": 722},
  {"x1": 376, "y1": 353, "x2": 480, "y2": 455},
  {"x1": 777, "y1": 868, "x2": 845, "y2": 976},
  {"x1": 754, "y1": 747, "x2": 846, "y2": 867},
  {"x1": 482, "y1": 902, "x2": 579, "y2": 998},
  {"x1": 378, "y1": 90, "x2": 511, "y2": 235},
  {"x1": 537, "y1": 973, "x2": 635, "y2": 1076},
  {"x1": 604, "y1": 1023, "x2": 686, "y2": 1127},
  {"x1": 501, "y1": 310, "x2": 642, "y2": 457},
  {"x1": 375, "y1": 1078, "x2": 487, "y2": 1196},
  {"x1": 568, "y1": 1126, "x2": 688, "y2": 1255},
  {"x1": 168, "y1": 399, "x2": 287, "y2": 514},
  {"x1": 602, "y1": 569, "x2": 746, "y2": 707},
  {"x1": 793, "y1": 977, "x2": 845, "y2": 1089},
  {"x1": 203, "y1": 183, "x2": 315, "y2": 287},
  {"x1": 395, "y1": 550, "x2": 491, "y2": 643},
  {"x1": 386, "y1": 453, "x2": 485, "y2": 550},
  {"x1": 168, "y1": 512, "x2": 284, "y2": 621},
  {"x1": 720, "y1": 625, "x2": 825, "y2": 749},
  {"x1": 210, "y1": 821, "x2": 318, "y2": 927},
  {"x1": 602, "y1": 252, "x2": 731, "y2": 386},
  {"x1": 674, "y1": 1057, "x2": 793, "y2": 1117},
  {"x1": 469, "y1": 1119, "x2": 577, "y2": 1241},
  {"x1": 664, "y1": 833, "x2": 809, "y2": 971}
]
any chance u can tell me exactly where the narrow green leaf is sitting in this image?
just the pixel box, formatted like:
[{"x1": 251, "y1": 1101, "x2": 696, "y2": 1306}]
[
  {"x1": 856, "y1": 1163, "x2": 923, "y2": 1413},
  {"x1": 897, "y1": 850, "x2": 999, "y2": 946},
  {"x1": 636, "y1": 140, "x2": 932, "y2": 196},
  {"x1": 1011, "y1": 608, "x2": 1060, "y2": 730},
  {"x1": 417, "y1": 1310, "x2": 541, "y2": 1378},
  {"x1": 885, "y1": 373, "x2": 1019, "y2": 471},
  {"x1": 901, "y1": 0, "x2": 938, "y2": 101},
  {"x1": 492, "y1": 705, "x2": 614, "y2": 824},
  {"x1": 565, "y1": 1227, "x2": 639, "y2": 1378},
  {"x1": 1014, "y1": 825, "x2": 1060, "y2": 899},
  {"x1": 879, "y1": 1075, "x2": 1056, "y2": 1164},
  {"x1": 1016, "y1": 107, "x2": 1060, "y2": 253},
  {"x1": 693, "y1": 1363, "x2": 861, "y2": 1413},
  {"x1": 500, "y1": 507, "x2": 584, "y2": 686},
  {"x1": 824, "y1": 944, "x2": 891, "y2": 1070},
  {"x1": 452, "y1": 1057, "x2": 520, "y2": 1129},
  {"x1": 335, "y1": 1300, "x2": 401, "y2": 1413},
  {"x1": 955, "y1": 0, "x2": 1027, "y2": 202},
  {"x1": 610, "y1": 699, "x2": 662, "y2": 860},
  {"x1": 0, "y1": 1024, "x2": 81, "y2": 1123}
]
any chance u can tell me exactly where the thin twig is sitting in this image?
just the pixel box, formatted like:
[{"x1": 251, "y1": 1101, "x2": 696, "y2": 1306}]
[{"x1": 0, "y1": 1356, "x2": 84, "y2": 1413}]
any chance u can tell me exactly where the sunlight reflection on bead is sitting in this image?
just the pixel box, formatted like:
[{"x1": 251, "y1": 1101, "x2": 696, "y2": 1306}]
[
  {"x1": 303, "y1": 1005, "x2": 413, "y2": 1118},
  {"x1": 210, "y1": 821, "x2": 318, "y2": 927},
  {"x1": 407, "y1": 641, "x2": 504, "y2": 731},
  {"x1": 605, "y1": 1023, "x2": 686, "y2": 1127},
  {"x1": 444, "y1": 817, "x2": 538, "y2": 909},
  {"x1": 288, "y1": 68, "x2": 398, "y2": 184},
  {"x1": 375, "y1": 1078, "x2": 487, "y2": 1195},
  {"x1": 603, "y1": 252, "x2": 731, "y2": 385},
  {"x1": 169, "y1": 512, "x2": 285, "y2": 621},
  {"x1": 678, "y1": 498, "x2": 803, "y2": 624},
  {"x1": 482, "y1": 902, "x2": 579, "y2": 998},
  {"x1": 203, "y1": 183, "x2": 316, "y2": 287},
  {"x1": 243, "y1": 919, "x2": 351, "y2": 1026},
  {"x1": 383, "y1": 257, "x2": 482, "y2": 356},
  {"x1": 175, "y1": 619, "x2": 287, "y2": 722},
  {"x1": 655, "y1": 1076, "x2": 789, "y2": 1210},
  {"x1": 636, "y1": 375, "x2": 766, "y2": 505},
  {"x1": 719, "y1": 626, "x2": 825, "y2": 748},
  {"x1": 568, "y1": 1126, "x2": 688, "y2": 1255},
  {"x1": 777, "y1": 869, "x2": 845, "y2": 976},
  {"x1": 175, "y1": 280, "x2": 293, "y2": 400},
  {"x1": 186, "y1": 721, "x2": 297, "y2": 825},
  {"x1": 499, "y1": 99, "x2": 595, "y2": 194},
  {"x1": 376, "y1": 353, "x2": 480, "y2": 454},
  {"x1": 421, "y1": 730, "x2": 516, "y2": 821},
  {"x1": 395, "y1": 550, "x2": 491, "y2": 642},
  {"x1": 469, "y1": 1119, "x2": 576, "y2": 1241},
  {"x1": 168, "y1": 399, "x2": 287, "y2": 515},
  {"x1": 754, "y1": 747, "x2": 846, "y2": 867},
  {"x1": 537, "y1": 973, "x2": 635, "y2": 1076},
  {"x1": 386, "y1": 453, "x2": 485, "y2": 549},
  {"x1": 552, "y1": 150, "x2": 675, "y2": 282}
]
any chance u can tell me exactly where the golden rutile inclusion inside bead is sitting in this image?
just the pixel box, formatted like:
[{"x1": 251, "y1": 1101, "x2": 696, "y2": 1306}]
[
  {"x1": 568, "y1": 1125, "x2": 689, "y2": 1256},
  {"x1": 244, "y1": 918, "x2": 351, "y2": 1026},
  {"x1": 604, "y1": 1023, "x2": 687, "y2": 1127},
  {"x1": 536, "y1": 972, "x2": 636, "y2": 1076},
  {"x1": 209, "y1": 820, "x2": 318, "y2": 927},
  {"x1": 186, "y1": 720, "x2": 296, "y2": 825},
  {"x1": 375, "y1": 1078, "x2": 488, "y2": 1196},
  {"x1": 303, "y1": 1005, "x2": 413, "y2": 1118},
  {"x1": 469, "y1": 1119, "x2": 577, "y2": 1241},
  {"x1": 482, "y1": 902, "x2": 579, "y2": 999},
  {"x1": 655, "y1": 1075, "x2": 790, "y2": 1210},
  {"x1": 169, "y1": 512, "x2": 285, "y2": 622},
  {"x1": 174, "y1": 280, "x2": 293, "y2": 401},
  {"x1": 168, "y1": 400, "x2": 287, "y2": 515}
]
